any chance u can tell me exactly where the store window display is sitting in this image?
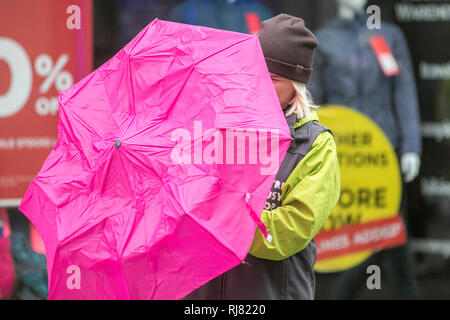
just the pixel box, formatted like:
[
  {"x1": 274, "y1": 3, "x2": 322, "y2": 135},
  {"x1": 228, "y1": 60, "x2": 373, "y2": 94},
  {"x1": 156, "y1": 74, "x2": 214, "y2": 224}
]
[
  {"x1": 308, "y1": 0, "x2": 422, "y2": 299},
  {"x1": 309, "y1": 0, "x2": 422, "y2": 183},
  {"x1": 168, "y1": 0, "x2": 273, "y2": 33}
]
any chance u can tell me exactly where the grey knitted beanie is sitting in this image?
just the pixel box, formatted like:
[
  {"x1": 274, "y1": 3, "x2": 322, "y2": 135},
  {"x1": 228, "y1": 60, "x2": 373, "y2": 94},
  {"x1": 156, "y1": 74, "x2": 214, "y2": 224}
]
[{"x1": 257, "y1": 14, "x2": 319, "y2": 84}]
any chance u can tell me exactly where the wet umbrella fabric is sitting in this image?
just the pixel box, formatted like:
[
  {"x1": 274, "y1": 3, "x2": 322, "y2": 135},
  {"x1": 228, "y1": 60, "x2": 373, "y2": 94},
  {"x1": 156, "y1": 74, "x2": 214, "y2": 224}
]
[{"x1": 19, "y1": 18, "x2": 291, "y2": 299}]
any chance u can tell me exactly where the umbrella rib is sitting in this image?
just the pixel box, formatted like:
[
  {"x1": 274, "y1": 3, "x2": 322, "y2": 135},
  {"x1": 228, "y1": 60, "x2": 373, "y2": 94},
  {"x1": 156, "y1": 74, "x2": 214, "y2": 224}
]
[
  {"x1": 158, "y1": 178, "x2": 243, "y2": 263},
  {"x1": 126, "y1": 22, "x2": 153, "y2": 56},
  {"x1": 61, "y1": 112, "x2": 92, "y2": 170},
  {"x1": 163, "y1": 64, "x2": 195, "y2": 120},
  {"x1": 184, "y1": 208, "x2": 245, "y2": 264},
  {"x1": 127, "y1": 57, "x2": 136, "y2": 116},
  {"x1": 162, "y1": 36, "x2": 256, "y2": 120},
  {"x1": 193, "y1": 35, "x2": 255, "y2": 66}
]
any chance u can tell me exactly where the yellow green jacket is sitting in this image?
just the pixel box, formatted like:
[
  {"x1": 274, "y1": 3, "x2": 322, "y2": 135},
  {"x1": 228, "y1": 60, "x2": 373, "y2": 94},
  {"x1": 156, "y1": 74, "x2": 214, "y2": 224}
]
[
  {"x1": 185, "y1": 110, "x2": 341, "y2": 300},
  {"x1": 249, "y1": 110, "x2": 341, "y2": 261}
]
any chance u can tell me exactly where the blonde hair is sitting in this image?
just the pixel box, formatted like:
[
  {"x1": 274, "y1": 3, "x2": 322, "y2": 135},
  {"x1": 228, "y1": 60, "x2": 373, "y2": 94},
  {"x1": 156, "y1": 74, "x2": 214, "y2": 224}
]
[{"x1": 284, "y1": 81, "x2": 319, "y2": 119}]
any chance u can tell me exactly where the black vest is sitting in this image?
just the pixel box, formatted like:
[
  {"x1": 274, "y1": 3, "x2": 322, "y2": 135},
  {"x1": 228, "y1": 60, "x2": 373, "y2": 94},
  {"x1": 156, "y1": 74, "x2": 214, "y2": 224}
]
[{"x1": 185, "y1": 113, "x2": 332, "y2": 300}]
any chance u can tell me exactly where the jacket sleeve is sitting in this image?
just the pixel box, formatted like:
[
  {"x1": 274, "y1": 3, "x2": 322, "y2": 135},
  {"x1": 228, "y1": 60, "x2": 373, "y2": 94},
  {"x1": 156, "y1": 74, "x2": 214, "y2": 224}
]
[
  {"x1": 248, "y1": 131, "x2": 340, "y2": 261},
  {"x1": 391, "y1": 26, "x2": 422, "y2": 156}
]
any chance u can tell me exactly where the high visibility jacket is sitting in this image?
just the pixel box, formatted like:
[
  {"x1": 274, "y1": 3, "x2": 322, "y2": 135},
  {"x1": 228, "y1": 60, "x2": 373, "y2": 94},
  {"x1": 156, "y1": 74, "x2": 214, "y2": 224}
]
[
  {"x1": 185, "y1": 109, "x2": 341, "y2": 300},
  {"x1": 249, "y1": 110, "x2": 341, "y2": 261}
]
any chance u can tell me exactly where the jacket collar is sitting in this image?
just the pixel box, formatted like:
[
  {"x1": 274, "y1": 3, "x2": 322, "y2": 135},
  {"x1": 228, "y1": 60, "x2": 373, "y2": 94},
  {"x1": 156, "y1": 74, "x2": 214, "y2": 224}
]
[
  {"x1": 294, "y1": 110, "x2": 319, "y2": 129},
  {"x1": 284, "y1": 109, "x2": 320, "y2": 149}
]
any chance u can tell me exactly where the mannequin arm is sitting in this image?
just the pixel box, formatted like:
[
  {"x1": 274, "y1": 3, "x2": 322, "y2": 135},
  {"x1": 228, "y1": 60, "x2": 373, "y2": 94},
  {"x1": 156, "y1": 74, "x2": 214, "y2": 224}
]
[{"x1": 392, "y1": 27, "x2": 422, "y2": 157}]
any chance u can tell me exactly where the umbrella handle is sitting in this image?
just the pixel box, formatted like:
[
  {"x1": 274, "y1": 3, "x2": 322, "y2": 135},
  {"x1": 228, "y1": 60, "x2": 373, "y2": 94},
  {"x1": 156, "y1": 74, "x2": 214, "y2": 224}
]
[{"x1": 245, "y1": 193, "x2": 272, "y2": 243}]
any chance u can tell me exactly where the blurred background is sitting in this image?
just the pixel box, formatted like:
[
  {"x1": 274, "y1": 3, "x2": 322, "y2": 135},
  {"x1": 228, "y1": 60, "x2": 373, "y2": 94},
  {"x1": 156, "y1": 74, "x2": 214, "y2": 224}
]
[{"x1": 0, "y1": 0, "x2": 449, "y2": 299}]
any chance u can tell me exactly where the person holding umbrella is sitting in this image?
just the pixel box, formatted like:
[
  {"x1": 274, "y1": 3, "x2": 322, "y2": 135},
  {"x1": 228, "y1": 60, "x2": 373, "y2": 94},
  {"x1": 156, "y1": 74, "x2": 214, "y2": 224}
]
[
  {"x1": 18, "y1": 13, "x2": 338, "y2": 300},
  {"x1": 185, "y1": 13, "x2": 341, "y2": 300}
]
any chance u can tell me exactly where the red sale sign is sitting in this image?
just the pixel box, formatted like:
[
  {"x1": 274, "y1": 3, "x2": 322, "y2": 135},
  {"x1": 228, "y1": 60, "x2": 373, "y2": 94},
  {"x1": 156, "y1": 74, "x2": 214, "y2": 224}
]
[
  {"x1": 315, "y1": 215, "x2": 407, "y2": 261},
  {"x1": 0, "y1": 0, "x2": 93, "y2": 205}
]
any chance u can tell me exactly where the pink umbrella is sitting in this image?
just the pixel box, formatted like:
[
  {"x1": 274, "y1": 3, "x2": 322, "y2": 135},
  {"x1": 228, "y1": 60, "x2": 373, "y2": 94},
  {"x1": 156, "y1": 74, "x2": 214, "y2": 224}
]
[{"x1": 19, "y1": 18, "x2": 291, "y2": 299}]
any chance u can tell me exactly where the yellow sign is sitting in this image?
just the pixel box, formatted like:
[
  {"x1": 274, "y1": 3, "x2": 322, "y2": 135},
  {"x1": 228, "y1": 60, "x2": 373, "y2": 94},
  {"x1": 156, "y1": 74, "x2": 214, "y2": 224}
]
[{"x1": 314, "y1": 105, "x2": 402, "y2": 272}]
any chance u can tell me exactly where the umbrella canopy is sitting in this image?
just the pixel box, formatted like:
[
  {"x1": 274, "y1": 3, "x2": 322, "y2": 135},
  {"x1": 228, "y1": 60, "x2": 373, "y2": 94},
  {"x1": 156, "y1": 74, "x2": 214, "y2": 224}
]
[{"x1": 19, "y1": 18, "x2": 291, "y2": 299}]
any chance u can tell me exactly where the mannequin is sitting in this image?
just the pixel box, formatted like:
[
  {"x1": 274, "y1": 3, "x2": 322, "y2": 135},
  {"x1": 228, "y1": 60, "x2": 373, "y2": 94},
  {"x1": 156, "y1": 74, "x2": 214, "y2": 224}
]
[
  {"x1": 330, "y1": 0, "x2": 421, "y2": 183},
  {"x1": 337, "y1": 0, "x2": 368, "y2": 20},
  {"x1": 310, "y1": 0, "x2": 422, "y2": 299},
  {"x1": 341, "y1": 0, "x2": 420, "y2": 184}
]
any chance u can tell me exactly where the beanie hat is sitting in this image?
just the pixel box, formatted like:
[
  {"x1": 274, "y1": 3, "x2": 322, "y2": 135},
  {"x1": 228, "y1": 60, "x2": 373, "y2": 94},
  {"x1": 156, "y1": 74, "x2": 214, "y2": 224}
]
[{"x1": 257, "y1": 14, "x2": 319, "y2": 84}]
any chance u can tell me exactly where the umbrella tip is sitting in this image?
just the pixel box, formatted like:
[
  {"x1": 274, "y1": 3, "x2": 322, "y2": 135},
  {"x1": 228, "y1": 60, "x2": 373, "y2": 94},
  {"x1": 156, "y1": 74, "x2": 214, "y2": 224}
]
[{"x1": 115, "y1": 140, "x2": 122, "y2": 148}]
